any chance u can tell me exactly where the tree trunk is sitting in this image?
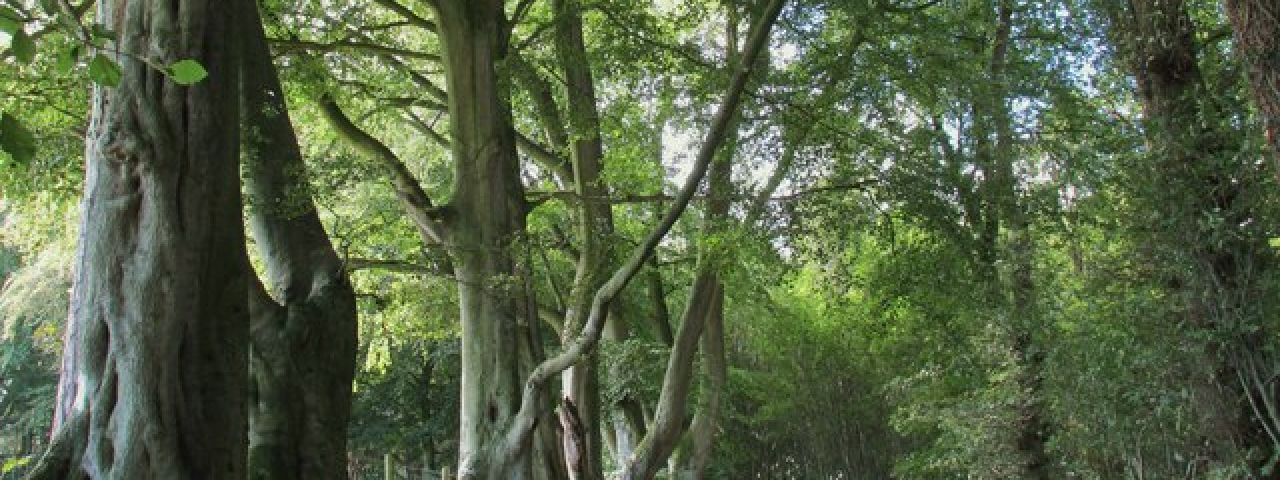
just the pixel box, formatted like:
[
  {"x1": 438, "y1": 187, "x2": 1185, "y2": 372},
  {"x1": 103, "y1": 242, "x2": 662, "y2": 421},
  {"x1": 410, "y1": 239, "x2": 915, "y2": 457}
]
[
  {"x1": 681, "y1": 288, "x2": 726, "y2": 478},
  {"x1": 550, "y1": 0, "x2": 653, "y2": 477},
  {"x1": 1118, "y1": 0, "x2": 1268, "y2": 469},
  {"x1": 28, "y1": 0, "x2": 247, "y2": 478},
  {"x1": 431, "y1": 2, "x2": 536, "y2": 478},
  {"x1": 617, "y1": 3, "x2": 784, "y2": 478},
  {"x1": 240, "y1": 0, "x2": 359, "y2": 478},
  {"x1": 677, "y1": 6, "x2": 746, "y2": 475},
  {"x1": 1223, "y1": 0, "x2": 1280, "y2": 173},
  {"x1": 983, "y1": 1, "x2": 1052, "y2": 476}
]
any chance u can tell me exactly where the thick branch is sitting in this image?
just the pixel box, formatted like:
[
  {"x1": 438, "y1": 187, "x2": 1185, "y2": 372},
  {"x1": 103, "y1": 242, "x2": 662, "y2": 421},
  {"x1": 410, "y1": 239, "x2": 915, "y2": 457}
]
[
  {"x1": 526, "y1": 180, "x2": 875, "y2": 207},
  {"x1": 268, "y1": 37, "x2": 441, "y2": 62},
  {"x1": 516, "y1": 131, "x2": 573, "y2": 182},
  {"x1": 317, "y1": 97, "x2": 449, "y2": 244},
  {"x1": 502, "y1": 0, "x2": 787, "y2": 458},
  {"x1": 372, "y1": 0, "x2": 438, "y2": 33},
  {"x1": 510, "y1": 51, "x2": 573, "y2": 182}
]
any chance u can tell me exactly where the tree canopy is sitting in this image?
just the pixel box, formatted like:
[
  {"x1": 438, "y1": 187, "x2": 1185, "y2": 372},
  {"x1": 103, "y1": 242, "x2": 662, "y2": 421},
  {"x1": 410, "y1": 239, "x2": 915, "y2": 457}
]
[{"x1": 1, "y1": 0, "x2": 1279, "y2": 478}]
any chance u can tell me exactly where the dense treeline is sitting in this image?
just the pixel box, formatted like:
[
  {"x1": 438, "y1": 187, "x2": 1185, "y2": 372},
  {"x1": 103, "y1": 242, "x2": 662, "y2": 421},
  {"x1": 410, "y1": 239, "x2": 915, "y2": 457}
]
[{"x1": 0, "y1": 0, "x2": 1278, "y2": 478}]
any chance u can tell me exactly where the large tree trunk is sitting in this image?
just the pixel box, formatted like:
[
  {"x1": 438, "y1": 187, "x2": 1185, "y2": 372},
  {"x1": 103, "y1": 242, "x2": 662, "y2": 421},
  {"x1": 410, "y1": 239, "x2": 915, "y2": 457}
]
[
  {"x1": 430, "y1": 2, "x2": 537, "y2": 478},
  {"x1": 240, "y1": 1, "x2": 359, "y2": 478},
  {"x1": 1118, "y1": 0, "x2": 1269, "y2": 469},
  {"x1": 28, "y1": 0, "x2": 247, "y2": 478},
  {"x1": 1223, "y1": 0, "x2": 1280, "y2": 172}
]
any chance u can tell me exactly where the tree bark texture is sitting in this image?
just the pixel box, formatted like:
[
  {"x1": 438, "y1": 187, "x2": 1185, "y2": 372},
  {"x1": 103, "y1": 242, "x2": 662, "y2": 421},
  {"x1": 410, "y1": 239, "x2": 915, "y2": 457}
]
[
  {"x1": 240, "y1": 1, "x2": 359, "y2": 478},
  {"x1": 431, "y1": 2, "x2": 537, "y2": 478},
  {"x1": 1119, "y1": 0, "x2": 1270, "y2": 469},
  {"x1": 681, "y1": 288, "x2": 726, "y2": 479},
  {"x1": 549, "y1": 0, "x2": 655, "y2": 477},
  {"x1": 1223, "y1": 0, "x2": 1280, "y2": 173},
  {"x1": 677, "y1": 7, "x2": 745, "y2": 475},
  {"x1": 617, "y1": 6, "x2": 785, "y2": 478},
  {"x1": 29, "y1": 0, "x2": 247, "y2": 478}
]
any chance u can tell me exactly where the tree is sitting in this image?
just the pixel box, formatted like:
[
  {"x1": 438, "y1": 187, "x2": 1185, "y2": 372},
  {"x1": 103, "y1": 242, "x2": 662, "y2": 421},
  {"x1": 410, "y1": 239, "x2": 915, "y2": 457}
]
[
  {"x1": 1107, "y1": 0, "x2": 1278, "y2": 471},
  {"x1": 240, "y1": 0, "x2": 359, "y2": 477},
  {"x1": 26, "y1": 0, "x2": 249, "y2": 477},
  {"x1": 1223, "y1": 0, "x2": 1280, "y2": 171}
]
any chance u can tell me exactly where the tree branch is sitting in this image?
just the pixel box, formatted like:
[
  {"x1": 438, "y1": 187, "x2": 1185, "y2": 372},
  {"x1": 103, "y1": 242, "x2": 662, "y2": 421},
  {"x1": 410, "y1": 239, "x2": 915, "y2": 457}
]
[
  {"x1": 525, "y1": 180, "x2": 876, "y2": 207},
  {"x1": 372, "y1": 0, "x2": 438, "y2": 33},
  {"x1": 317, "y1": 97, "x2": 450, "y2": 244},
  {"x1": 268, "y1": 37, "x2": 441, "y2": 62},
  {"x1": 344, "y1": 257, "x2": 434, "y2": 274},
  {"x1": 502, "y1": 0, "x2": 788, "y2": 460}
]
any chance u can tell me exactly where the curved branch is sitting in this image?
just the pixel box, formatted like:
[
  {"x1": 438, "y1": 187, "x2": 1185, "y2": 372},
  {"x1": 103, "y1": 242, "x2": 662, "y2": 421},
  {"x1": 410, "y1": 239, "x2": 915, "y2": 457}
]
[
  {"x1": 317, "y1": 97, "x2": 449, "y2": 244},
  {"x1": 372, "y1": 0, "x2": 438, "y2": 33},
  {"x1": 502, "y1": 0, "x2": 788, "y2": 458},
  {"x1": 268, "y1": 37, "x2": 441, "y2": 62}
]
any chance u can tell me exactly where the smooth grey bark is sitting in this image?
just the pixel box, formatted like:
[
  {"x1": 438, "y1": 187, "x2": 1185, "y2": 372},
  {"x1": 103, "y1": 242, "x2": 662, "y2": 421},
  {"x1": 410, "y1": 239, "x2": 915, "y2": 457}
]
[
  {"x1": 428, "y1": 2, "x2": 538, "y2": 478},
  {"x1": 318, "y1": 5, "x2": 562, "y2": 477},
  {"x1": 317, "y1": 99, "x2": 447, "y2": 246},
  {"x1": 503, "y1": 5, "x2": 785, "y2": 478},
  {"x1": 675, "y1": 7, "x2": 746, "y2": 475},
  {"x1": 616, "y1": 3, "x2": 785, "y2": 479},
  {"x1": 679, "y1": 287, "x2": 726, "y2": 478},
  {"x1": 28, "y1": 0, "x2": 247, "y2": 478},
  {"x1": 240, "y1": 1, "x2": 358, "y2": 478},
  {"x1": 549, "y1": 1, "x2": 653, "y2": 477},
  {"x1": 552, "y1": 0, "x2": 610, "y2": 474}
]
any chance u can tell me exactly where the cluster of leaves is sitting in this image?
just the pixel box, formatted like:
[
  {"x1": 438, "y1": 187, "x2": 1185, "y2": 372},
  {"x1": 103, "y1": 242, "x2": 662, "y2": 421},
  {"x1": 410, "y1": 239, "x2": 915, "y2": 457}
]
[
  {"x1": 0, "y1": 193, "x2": 75, "y2": 466},
  {"x1": 0, "y1": 2, "x2": 206, "y2": 166}
]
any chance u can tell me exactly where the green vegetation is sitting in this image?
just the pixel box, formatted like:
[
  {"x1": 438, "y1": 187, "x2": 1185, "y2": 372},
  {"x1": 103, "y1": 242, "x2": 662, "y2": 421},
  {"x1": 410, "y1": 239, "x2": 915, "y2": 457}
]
[{"x1": 1, "y1": 0, "x2": 1279, "y2": 478}]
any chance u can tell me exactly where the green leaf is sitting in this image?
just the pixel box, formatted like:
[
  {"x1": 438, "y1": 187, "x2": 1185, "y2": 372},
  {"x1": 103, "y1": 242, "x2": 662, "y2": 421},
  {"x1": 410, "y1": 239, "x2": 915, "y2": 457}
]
[
  {"x1": 0, "y1": 6, "x2": 23, "y2": 34},
  {"x1": 0, "y1": 113, "x2": 37, "y2": 165},
  {"x1": 87, "y1": 53, "x2": 121, "y2": 87},
  {"x1": 167, "y1": 59, "x2": 207, "y2": 85},
  {"x1": 90, "y1": 23, "x2": 116, "y2": 41},
  {"x1": 88, "y1": 24, "x2": 115, "y2": 47},
  {"x1": 56, "y1": 44, "x2": 80, "y2": 73},
  {"x1": 2, "y1": 456, "x2": 33, "y2": 474},
  {"x1": 10, "y1": 29, "x2": 34, "y2": 63},
  {"x1": 37, "y1": 0, "x2": 57, "y2": 16}
]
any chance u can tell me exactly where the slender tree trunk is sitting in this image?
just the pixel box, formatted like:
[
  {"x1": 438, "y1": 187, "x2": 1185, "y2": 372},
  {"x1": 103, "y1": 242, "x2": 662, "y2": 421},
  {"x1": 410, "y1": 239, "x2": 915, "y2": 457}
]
[
  {"x1": 985, "y1": 1, "x2": 1051, "y2": 476},
  {"x1": 550, "y1": 1, "x2": 655, "y2": 476},
  {"x1": 677, "y1": 7, "x2": 746, "y2": 475},
  {"x1": 618, "y1": 4, "x2": 785, "y2": 479},
  {"x1": 681, "y1": 288, "x2": 726, "y2": 478},
  {"x1": 28, "y1": 0, "x2": 247, "y2": 478},
  {"x1": 553, "y1": 2, "x2": 611, "y2": 477},
  {"x1": 1223, "y1": 0, "x2": 1280, "y2": 173},
  {"x1": 240, "y1": 1, "x2": 358, "y2": 478}
]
